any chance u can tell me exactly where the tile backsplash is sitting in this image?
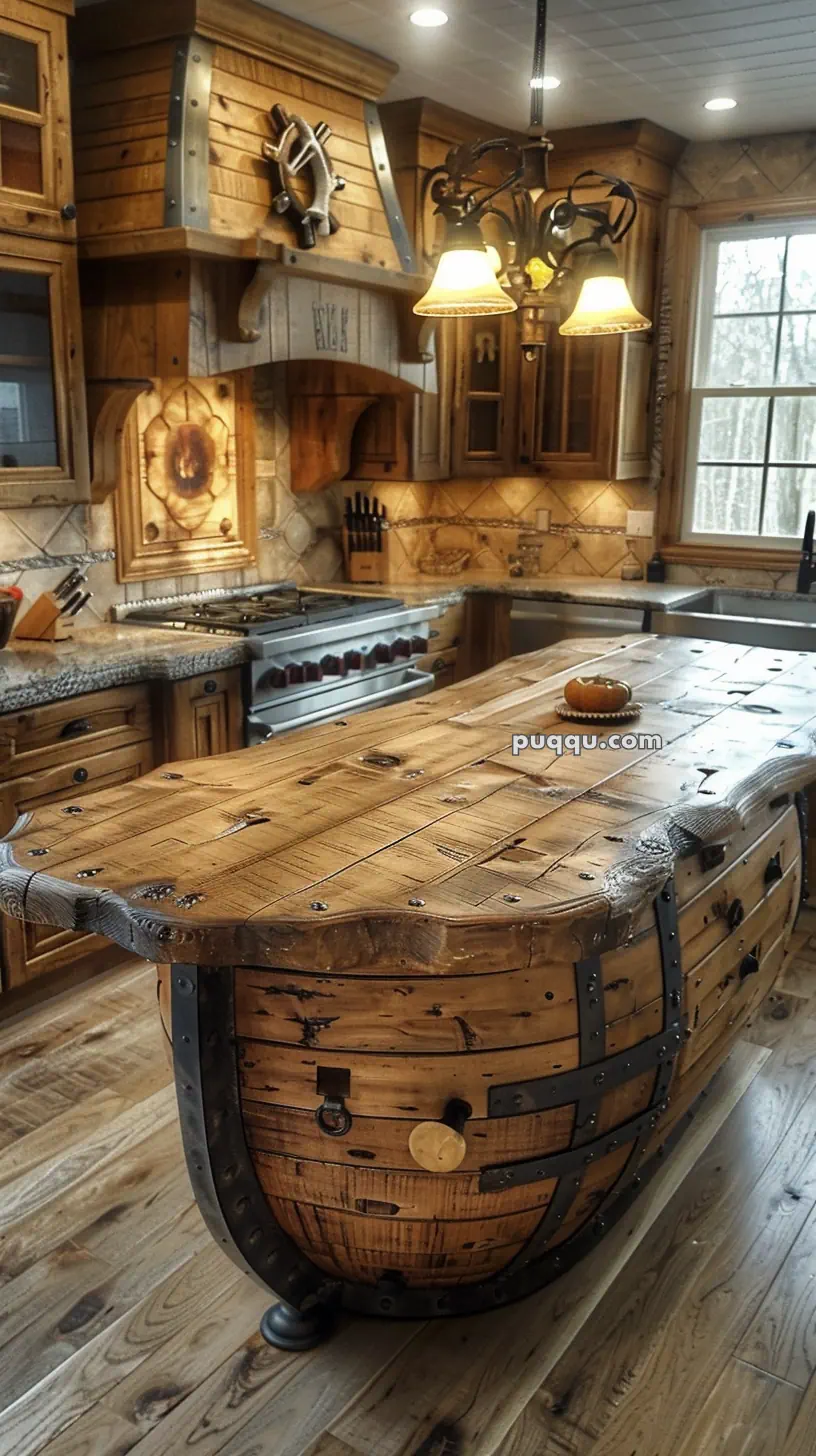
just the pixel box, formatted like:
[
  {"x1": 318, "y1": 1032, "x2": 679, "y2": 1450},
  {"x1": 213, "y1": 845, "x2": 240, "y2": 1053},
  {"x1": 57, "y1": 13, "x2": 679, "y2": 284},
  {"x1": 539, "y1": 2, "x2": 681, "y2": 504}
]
[
  {"x1": 0, "y1": 364, "x2": 346, "y2": 620},
  {"x1": 360, "y1": 476, "x2": 657, "y2": 582}
]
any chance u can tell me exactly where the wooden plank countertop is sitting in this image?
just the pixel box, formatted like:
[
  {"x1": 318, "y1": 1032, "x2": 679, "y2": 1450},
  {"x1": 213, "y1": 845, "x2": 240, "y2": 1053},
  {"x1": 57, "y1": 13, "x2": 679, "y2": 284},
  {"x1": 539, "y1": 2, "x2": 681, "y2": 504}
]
[{"x1": 1, "y1": 633, "x2": 815, "y2": 972}]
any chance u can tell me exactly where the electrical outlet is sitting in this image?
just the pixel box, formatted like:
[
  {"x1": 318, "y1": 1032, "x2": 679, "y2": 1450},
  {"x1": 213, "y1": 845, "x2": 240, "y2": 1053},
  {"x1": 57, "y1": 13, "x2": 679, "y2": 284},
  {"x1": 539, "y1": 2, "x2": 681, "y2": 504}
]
[
  {"x1": 626, "y1": 509, "x2": 654, "y2": 538},
  {"x1": 535, "y1": 508, "x2": 551, "y2": 532}
]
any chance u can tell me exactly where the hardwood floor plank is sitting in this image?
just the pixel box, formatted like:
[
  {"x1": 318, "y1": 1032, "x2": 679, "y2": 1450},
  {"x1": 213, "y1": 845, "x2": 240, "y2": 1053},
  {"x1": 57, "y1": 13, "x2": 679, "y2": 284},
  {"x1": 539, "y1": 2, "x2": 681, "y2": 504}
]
[
  {"x1": 737, "y1": 1199, "x2": 816, "y2": 1388},
  {"x1": 0, "y1": 1090, "x2": 144, "y2": 1193},
  {"x1": 779, "y1": 1366, "x2": 816, "y2": 1456},
  {"x1": 0, "y1": 1122, "x2": 186, "y2": 1281},
  {"x1": 118, "y1": 1313, "x2": 423, "y2": 1456},
  {"x1": 325, "y1": 1042, "x2": 769, "y2": 1456},
  {"x1": 0, "y1": 1202, "x2": 209, "y2": 1412},
  {"x1": 671, "y1": 1358, "x2": 802, "y2": 1456},
  {"x1": 0, "y1": 1243, "x2": 238, "y2": 1456},
  {"x1": 0, "y1": 1089, "x2": 175, "y2": 1230}
]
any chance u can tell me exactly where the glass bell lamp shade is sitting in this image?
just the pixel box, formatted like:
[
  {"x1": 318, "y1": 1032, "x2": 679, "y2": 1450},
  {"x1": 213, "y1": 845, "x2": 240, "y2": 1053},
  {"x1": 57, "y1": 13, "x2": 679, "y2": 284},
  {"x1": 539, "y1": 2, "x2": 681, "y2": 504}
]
[
  {"x1": 560, "y1": 271, "x2": 651, "y2": 336},
  {"x1": 414, "y1": 230, "x2": 516, "y2": 318}
]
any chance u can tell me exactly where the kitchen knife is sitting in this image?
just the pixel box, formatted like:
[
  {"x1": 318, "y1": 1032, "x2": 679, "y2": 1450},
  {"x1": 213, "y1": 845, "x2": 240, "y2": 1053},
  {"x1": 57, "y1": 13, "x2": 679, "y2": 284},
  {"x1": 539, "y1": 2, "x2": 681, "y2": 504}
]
[
  {"x1": 61, "y1": 590, "x2": 83, "y2": 615},
  {"x1": 54, "y1": 568, "x2": 84, "y2": 601},
  {"x1": 67, "y1": 591, "x2": 92, "y2": 616}
]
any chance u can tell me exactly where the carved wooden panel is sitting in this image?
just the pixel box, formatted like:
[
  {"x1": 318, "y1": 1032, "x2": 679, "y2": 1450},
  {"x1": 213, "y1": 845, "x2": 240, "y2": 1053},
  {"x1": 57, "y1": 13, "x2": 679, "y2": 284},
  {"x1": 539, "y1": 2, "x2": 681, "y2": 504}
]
[{"x1": 114, "y1": 372, "x2": 256, "y2": 582}]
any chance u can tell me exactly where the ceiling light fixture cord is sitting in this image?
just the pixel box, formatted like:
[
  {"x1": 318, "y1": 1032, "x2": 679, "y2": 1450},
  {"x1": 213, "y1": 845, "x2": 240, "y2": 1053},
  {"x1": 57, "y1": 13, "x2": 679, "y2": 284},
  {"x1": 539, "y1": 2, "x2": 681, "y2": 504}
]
[{"x1": 530, "y1": 0, "x2": 548, "y2": 128}]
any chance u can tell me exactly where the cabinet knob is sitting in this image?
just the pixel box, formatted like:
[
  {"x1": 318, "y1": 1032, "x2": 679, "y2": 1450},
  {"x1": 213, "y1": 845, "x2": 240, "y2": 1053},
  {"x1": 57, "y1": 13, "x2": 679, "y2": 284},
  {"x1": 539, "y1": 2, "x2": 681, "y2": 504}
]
[
  {"x1": 203, "y1": 679, "x2": 218, "y2": 694},
  {"x1": 61, "y1": 202, "x2": 77, "y2": 221},
  {"x1": 408, "y1": 1098, "x2": 471, "y2": 1173},
  {"x1": 72, "y1": 767, "x2": 88, "y2": 784}
]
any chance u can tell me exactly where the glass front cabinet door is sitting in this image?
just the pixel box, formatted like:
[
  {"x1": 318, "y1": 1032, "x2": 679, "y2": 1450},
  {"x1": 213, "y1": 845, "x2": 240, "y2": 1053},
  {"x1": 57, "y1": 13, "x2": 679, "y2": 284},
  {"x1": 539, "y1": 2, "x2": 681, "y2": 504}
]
[
  {"x1": 0, "y1": 238, "x2": 88, "y2": 502},
  {"x1": 0, "y1": 0, "x2": 75, "y2": 237}
]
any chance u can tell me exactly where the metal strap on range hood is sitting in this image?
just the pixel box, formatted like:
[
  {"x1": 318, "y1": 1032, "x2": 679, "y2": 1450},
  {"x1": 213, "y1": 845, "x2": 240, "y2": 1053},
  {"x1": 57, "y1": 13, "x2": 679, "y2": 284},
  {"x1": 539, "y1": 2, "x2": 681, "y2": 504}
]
[
  {"x1": 364, "y1": 101, "x2": 417, "y2": 273},
  {"x1": 165, "y1": 35, "x2": 213, "y2": 229}
]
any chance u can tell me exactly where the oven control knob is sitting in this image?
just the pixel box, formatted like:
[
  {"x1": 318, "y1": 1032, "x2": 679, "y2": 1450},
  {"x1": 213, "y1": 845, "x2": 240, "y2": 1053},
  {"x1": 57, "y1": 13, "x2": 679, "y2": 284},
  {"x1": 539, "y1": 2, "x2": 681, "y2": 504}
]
[
  {"x1": 286, "y1": 663, "x2": 305, "y2": 685},
  {"x1": 391, "y1": 638, "x2": 411, "y2": 661},
  {"x1": 410, "y1": 635, "x2": 428, "y2": 654},
  {"x1": 269, "y1": 667, "x2": 287, "y2": 689},
  {"x1": 374, "y1": 643, "x2": 391, "y2": 664},
  {"x1": 321, "y1": 654, "x2": 346, "y2": 676},
  {"x1": 304, "y1": 661, "x2": 323, "y2": 682},
  {"x1": 344, "y1": 649, "x2": 364, "y2": 671}
]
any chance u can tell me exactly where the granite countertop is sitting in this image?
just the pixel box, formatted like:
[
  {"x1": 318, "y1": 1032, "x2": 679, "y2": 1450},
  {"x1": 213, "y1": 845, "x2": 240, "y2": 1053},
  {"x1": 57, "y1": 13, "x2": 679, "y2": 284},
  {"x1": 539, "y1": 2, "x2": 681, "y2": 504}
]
[
  {"x1": 0, "y1": 626, "x2": 251, "y2": 715},
  {"x1": 331, "y1": 574, "x2": 711, "y2": 612}
]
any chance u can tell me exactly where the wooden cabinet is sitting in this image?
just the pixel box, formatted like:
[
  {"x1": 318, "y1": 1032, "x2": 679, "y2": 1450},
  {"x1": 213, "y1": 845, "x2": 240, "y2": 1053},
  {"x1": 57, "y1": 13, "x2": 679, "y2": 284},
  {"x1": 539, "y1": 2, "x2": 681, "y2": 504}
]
[
  {"x1": 0, "y1": 0, "x2": 88, "y2": 508},
  {"x1": 0, "y1": 0, "x2": 75, "y2": 239},
  {"x1": 0, "y1": 683, "x2": 154, "y2": 993},
  {"x1": 156, "y1": 667, "x2": 244, "y2": 762}
]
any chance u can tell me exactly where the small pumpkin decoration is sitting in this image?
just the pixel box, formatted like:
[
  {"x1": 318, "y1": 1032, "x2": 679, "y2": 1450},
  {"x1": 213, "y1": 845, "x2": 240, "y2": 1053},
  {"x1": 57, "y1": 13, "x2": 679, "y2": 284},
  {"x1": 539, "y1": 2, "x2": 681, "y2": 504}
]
[{"x1": 563, "y1": 675, "x2": 632, "y2": 714}]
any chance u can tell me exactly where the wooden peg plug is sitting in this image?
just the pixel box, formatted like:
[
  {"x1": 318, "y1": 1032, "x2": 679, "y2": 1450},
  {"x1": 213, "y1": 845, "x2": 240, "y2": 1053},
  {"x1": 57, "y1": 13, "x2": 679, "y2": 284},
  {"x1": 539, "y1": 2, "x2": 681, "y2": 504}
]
[{"x1": 408, "y1": 1098, "x2": 472, "y2": 1173}]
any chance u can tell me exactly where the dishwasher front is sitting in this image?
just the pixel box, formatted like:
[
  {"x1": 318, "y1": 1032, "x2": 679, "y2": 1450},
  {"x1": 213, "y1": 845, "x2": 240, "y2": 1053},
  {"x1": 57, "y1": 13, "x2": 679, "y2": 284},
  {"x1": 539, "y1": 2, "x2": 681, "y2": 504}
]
[{"x1": 510, "y1": 598, "x2": 649, "y2": 654}]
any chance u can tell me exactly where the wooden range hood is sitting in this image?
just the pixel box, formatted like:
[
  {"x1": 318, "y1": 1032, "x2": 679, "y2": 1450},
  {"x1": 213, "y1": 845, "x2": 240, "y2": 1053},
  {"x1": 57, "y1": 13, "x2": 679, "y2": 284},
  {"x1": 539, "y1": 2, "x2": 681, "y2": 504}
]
[{"x1": 72, "y1": 0, "x2": 441, "y2": 495}]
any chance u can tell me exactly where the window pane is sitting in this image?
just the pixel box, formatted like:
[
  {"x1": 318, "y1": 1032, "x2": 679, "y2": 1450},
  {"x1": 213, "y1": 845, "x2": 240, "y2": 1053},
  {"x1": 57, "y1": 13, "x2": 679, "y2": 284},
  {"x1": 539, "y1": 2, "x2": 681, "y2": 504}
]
[
  {"x1": 762, "y1": 467, "x2": 816, "y2": 537},
  {"x1": 1, "y1": 119, "x2": 42, "y2": 194},
  {"x1": 691, "y1": 466, "x2": 762, "y2": 535},
  {"x1": 0, "y1": 32, "x2": 38, "y2": 113},
  {"x1": 706, "y1": 315, "x2": 777, "y2": 386},
  {"x1": 777, "y1": 315, "x2": 816, "y2": 386},
  {"x1": 566, "y1": 338, "x2": 595, "y2": 453},
  {"x1": 467, "y1": 399, "x2": 500, "y2": 455},
  {"x1": 770, "y1": 397, "x2": 816, "y2": 463},
  {"x1": 784, "y1": 235, "x2": 816, "y2": 311},
  {"x1": 469, "y1": 324, "x2": 501, "y2": 392},
  {"x1": 699, "y1": 396, "x2": 768, "y2": 462},
  {"x1": 714, "y1": 236, "x2": 785, "y2": 314},
  {"x1": 0, "y1": 269, "x2": 58, "y2": 469}
]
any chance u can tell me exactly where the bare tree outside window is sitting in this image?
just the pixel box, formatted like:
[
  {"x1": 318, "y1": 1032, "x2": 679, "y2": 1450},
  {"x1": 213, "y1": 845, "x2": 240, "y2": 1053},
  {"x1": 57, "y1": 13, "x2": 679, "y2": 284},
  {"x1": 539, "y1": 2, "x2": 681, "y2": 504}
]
[{"x1": 684, "y1": 221, "x2": 816, "y2": 544}]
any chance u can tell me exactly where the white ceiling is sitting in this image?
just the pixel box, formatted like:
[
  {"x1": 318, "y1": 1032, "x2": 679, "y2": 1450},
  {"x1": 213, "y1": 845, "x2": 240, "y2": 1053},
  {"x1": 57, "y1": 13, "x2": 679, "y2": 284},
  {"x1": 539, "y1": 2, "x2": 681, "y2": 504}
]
[{"x1": 252, "y1": 0, "x2": 816, "y2": 140}]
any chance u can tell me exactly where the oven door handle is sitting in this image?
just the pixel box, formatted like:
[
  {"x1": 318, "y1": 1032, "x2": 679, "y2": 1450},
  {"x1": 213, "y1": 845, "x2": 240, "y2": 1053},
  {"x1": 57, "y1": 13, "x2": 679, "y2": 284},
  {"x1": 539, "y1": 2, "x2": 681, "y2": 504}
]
[{"x1": 247, "y1": 667, "x2": 436, "y2": 743}]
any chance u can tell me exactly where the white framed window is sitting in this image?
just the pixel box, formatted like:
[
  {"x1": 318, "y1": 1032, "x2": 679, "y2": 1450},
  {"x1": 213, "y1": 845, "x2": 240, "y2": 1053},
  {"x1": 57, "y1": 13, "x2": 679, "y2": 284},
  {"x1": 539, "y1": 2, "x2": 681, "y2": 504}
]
[{"x1": 682, "y1": 217, "x2": 816, "y2": 547}]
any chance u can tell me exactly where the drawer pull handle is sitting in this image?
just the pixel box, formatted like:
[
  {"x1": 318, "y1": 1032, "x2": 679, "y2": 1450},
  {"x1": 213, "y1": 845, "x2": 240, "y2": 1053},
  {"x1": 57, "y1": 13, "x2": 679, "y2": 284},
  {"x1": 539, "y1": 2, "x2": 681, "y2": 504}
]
[
  {"x1": 727, "y1": 898, "x2": 744, "y2": 931},
  {"x1": 203, "y1": 679, "x2": 218, "y2": 695},
  {"x1": 699, "y1": 843, "x2": 726, "y2": 872},
  {"x1": 764, "y1": 854, "x2": 784, "y2": 886},
  {"x1": 60, "y1": 718, "x2": 91, "y2": 739},
  {"x1": 432, "y1": 658, "x2": 447, "y2": 673},
  {"x1": 739, "y1": 952, "x2": 760, "y2": 981},
  {"x1": 72, "y1": 767, "x2": 89, "y2": 784}
]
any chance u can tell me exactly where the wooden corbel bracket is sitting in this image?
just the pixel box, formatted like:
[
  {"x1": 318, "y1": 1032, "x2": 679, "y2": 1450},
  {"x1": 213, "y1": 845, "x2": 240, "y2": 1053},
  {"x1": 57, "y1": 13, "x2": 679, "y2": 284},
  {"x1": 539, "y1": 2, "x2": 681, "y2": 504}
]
[
  {"x1": 290, "y1": 394, "x2": 377, "y2": 493},
  {"x1": 88, "y1": 381, "x2": 153, "y2": 504},
  {"x1": 238, "y1": 260, "x2": 279, "y2": 344}
]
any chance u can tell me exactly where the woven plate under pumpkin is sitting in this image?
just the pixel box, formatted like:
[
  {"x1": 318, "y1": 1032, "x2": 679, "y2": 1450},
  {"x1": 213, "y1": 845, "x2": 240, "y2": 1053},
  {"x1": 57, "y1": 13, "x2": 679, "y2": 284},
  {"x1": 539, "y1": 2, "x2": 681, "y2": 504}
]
[{"x1": 555, "y1": 700, "x2": 642, "y2": 724}]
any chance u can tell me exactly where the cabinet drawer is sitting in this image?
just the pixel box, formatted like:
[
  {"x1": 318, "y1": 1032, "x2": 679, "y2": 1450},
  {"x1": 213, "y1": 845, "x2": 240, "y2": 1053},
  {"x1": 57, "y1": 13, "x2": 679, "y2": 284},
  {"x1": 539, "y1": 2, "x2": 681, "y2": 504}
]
[
  {"x1": 0, "y1": 684, "x2": 152, "y2": 781},
  {"x1": 426, "y1": 603, "x2": 465, "y2": 653},
  {"x1": 0, "y1": 738, "x2": 154, "y2": 834}
]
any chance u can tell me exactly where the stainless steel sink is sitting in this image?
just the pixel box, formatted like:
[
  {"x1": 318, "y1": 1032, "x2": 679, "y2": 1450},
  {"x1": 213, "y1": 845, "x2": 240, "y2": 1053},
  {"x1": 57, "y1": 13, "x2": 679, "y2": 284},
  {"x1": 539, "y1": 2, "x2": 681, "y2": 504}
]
[{"x1": 653, "y1": 589, "x2": 816, "y2": 650}]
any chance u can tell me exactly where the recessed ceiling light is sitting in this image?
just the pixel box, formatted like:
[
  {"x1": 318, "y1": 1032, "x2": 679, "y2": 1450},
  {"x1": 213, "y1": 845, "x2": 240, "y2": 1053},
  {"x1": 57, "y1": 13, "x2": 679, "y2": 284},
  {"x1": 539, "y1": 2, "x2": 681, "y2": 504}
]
[
  {"x1": 705, "y1": 96, "x2": 737, "y2": 111},
  {"x1": 530, "y1": 76, "x2": 561, "y2": 90},
  {"x1": 410, "y1": 8, "x2": 448, "y2": 26}
]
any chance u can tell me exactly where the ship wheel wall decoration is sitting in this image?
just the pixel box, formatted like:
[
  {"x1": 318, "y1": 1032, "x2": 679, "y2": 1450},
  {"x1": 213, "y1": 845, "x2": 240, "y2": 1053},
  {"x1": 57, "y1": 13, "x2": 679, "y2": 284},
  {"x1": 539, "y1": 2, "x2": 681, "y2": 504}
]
[{"x1": 263, "y1": 103, "x2": 345, "y2": 249}]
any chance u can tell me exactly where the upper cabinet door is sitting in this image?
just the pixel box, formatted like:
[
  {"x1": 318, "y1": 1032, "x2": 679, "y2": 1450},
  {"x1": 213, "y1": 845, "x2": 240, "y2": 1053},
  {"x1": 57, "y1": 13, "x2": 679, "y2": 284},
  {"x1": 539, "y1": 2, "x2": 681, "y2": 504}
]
[
  {"x1": 0, "y1": 236, "x2": 89, "y2": 503},
  {"x1": 0, "y1": 0, "x2": 74, "y2": 239}
]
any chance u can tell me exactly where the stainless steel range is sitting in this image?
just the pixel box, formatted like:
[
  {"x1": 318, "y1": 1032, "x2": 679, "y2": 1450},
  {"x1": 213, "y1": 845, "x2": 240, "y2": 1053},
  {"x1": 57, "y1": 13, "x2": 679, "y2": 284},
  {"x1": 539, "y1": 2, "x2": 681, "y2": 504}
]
[{"x1": 119, "y1": 584, "x2": 435, "y2": 742}]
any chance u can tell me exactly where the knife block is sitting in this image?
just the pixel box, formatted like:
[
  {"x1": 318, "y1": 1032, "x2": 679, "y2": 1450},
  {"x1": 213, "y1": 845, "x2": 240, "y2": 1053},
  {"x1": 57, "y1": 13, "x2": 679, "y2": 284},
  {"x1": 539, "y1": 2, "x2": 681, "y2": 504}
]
[
  {"x1": 14, "y1": 592, "x2": 71, "y2": 642},
  {"x1": 342, "y1": 526, "x2": 391, "y2": 584}
]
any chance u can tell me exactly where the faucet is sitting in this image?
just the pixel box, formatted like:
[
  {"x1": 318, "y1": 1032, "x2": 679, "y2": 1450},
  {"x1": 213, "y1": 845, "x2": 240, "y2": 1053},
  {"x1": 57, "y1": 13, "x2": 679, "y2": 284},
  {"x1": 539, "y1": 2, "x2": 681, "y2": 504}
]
[{"x1": 797, "y1": 510, "x2": 816, "y2": 594}]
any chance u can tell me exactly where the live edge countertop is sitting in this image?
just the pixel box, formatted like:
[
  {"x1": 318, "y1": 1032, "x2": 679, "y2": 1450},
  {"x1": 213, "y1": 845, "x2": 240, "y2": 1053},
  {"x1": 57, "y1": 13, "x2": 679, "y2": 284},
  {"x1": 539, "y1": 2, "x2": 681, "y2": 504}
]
[{"x1": 0, "y1": 625, "x2": 251, "y2": 715}]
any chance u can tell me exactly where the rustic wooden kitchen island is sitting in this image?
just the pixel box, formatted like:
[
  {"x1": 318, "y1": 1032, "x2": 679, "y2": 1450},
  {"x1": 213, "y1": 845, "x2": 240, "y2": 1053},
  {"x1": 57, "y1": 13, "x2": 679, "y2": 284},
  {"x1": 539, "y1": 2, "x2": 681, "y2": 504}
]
[{"x1": 0, "y1": 633, "x2": 814, "y2": 1349}]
